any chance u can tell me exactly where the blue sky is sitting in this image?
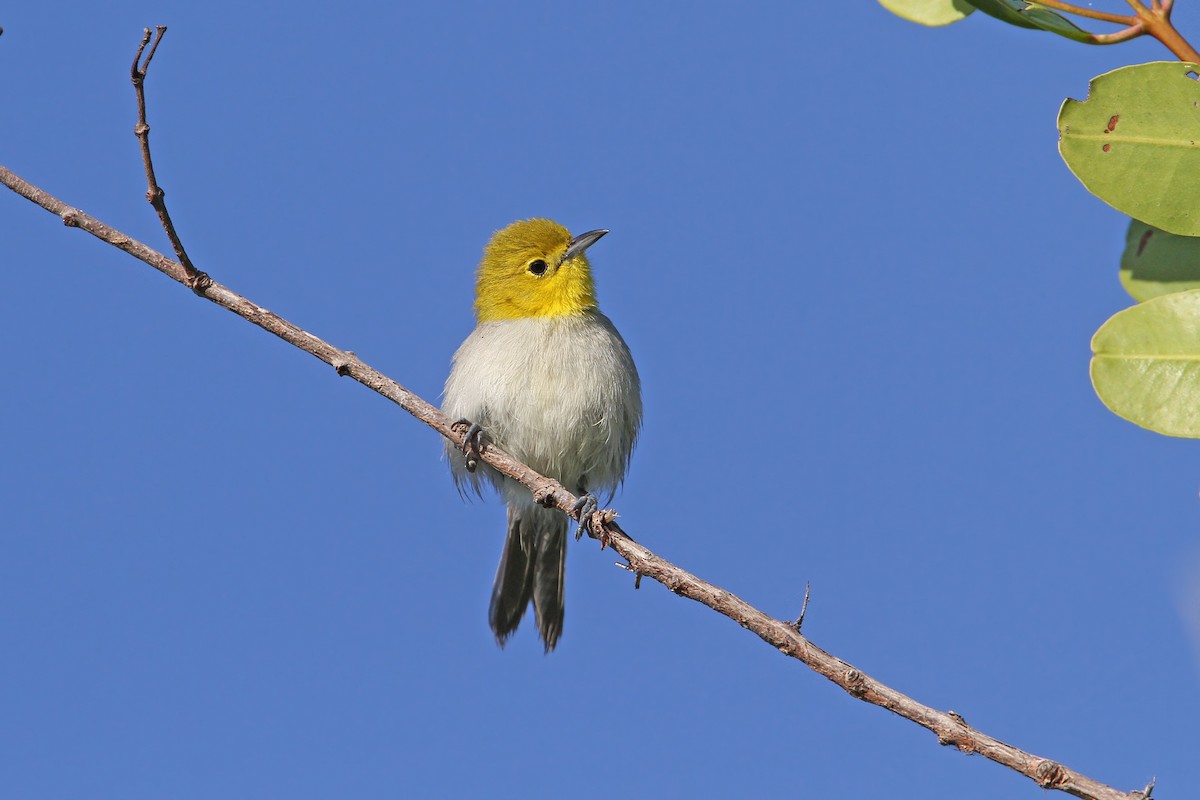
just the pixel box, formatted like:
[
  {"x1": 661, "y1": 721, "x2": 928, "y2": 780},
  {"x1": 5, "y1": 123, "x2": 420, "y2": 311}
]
[{"x1": 2, "y1": 2, "x2": 1197, "y2": 798}]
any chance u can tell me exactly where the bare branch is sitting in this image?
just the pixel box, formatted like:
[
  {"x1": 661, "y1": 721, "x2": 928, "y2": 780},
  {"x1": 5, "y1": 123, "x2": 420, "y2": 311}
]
[{"x1": 130, "y1": 26, "x2": 210, "y2": 293}]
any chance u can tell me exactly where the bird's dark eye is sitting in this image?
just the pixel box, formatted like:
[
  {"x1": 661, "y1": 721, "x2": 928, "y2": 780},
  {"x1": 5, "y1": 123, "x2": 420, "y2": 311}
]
[{"x1": 528, "y1": 259, "x2": 548, "y2": 276}]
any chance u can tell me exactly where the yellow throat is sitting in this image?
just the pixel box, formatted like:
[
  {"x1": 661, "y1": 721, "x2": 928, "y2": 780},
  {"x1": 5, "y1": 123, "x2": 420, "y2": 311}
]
[{"x1": 474, "y1": 218, "x2": 605, "y2": 323}]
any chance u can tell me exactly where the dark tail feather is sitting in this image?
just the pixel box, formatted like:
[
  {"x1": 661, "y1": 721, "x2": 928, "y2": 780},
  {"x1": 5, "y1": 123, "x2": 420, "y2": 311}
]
[
  {"x1": 489, "y1": 508, "x2": 535, "y2": 646},
  {"x1": 488, "y1": 505, "x2": 567, "y2": 652},
  {"x1": 530, "y1": 512, "x2": 567, "y2": 651}
]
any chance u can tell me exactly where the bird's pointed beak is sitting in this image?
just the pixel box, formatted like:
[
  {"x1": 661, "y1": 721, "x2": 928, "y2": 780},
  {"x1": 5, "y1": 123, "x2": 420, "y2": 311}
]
[{"x1": 563, "y1": 229, "x2": 608, "y2": 262}]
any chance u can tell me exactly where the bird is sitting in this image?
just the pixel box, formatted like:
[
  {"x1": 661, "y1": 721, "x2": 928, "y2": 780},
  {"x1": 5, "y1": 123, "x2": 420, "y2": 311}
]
[{"x1": 442, "y1": 218, "x2": 642, "y2": 652}]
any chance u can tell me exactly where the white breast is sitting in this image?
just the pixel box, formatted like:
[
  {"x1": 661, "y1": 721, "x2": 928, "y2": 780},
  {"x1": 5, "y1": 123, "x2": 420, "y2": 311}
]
[{"x1": 442, "y1": 310, "x2": 642, "y2": 506}]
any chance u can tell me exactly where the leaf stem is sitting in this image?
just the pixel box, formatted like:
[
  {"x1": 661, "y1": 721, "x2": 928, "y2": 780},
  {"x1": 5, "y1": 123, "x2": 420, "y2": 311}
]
[
  {"x1": 1033, "y1": 0, "x2": 1136, "y2": 25},
  {"x1": 1087, "y1": 23, "x2": 1146, "y2": 44}
]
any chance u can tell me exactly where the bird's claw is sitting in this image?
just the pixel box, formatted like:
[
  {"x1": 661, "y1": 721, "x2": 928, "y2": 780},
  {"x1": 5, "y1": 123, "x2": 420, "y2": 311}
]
[
  {"x1": 456, "y1": 419, "x2": 484, "y2": 472},
  {"x1": 571, "y1": 493, "x2": 600, "y2": 541}
]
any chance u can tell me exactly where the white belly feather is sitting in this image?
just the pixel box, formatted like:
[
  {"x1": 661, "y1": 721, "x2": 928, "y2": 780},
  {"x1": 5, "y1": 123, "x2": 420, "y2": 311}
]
[{"x1": 442, "y1": 311, "x2": 641, "y2": 507}]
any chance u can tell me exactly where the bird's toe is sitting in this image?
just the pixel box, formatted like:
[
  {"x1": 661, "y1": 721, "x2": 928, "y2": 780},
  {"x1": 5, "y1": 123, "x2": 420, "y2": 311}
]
[
  {"x1": 455, "y1": 419, "x2": 485, "y2": 472},
  {"x1": 571, "y1": 493, "x2": 600, "y2": 541}
]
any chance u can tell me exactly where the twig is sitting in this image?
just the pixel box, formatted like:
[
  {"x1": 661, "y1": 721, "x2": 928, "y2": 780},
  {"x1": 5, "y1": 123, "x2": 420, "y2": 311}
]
[
  {"x1": 615, "y1": 561, "x2": 644, "y2": 589},
  {"x1": 0, "y1": 161, "x2": 1153, "y2": 800},
  {"x1": 792, "y1": 581, "x2": 811, "y2": 630},
  {"x1": 1030, "y1": 0, "x2": 1136, "y2": 25},
  {"x1": 1088, "y1": 24, "x2": 1146, "y2": 45},
  {"x1": 131, "y1": 26, "x2": 210, "y2": 294}
]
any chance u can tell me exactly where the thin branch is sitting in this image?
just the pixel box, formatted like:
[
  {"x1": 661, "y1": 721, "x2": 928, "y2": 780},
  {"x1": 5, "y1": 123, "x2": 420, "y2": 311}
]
[
  {"x1": 1087, "y1": 23, "x2": 1147, "y2": 45},
  {"x1": 0, "y1": 161, "x2": 1154, "y2": 800},
  {"x1": 130, "y1": 26, "x2": 210, "y2": 293},
  {"x1": 1031, "y1": 0, "x2": 1136, "y2": 25}
]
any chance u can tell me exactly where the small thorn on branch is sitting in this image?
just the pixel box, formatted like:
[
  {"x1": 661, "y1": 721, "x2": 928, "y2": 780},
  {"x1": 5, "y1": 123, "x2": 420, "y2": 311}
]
[
  {"x1": 615, "y1": 561, "x2": 643, "y2": 589},
  {"x1": 792, "y1": 581, "x2": 811, "y2": 630}
]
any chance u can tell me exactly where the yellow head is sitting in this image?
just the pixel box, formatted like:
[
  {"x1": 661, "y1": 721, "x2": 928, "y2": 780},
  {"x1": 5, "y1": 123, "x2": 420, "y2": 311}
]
[{"x1": 474, "y1": 218, "x2": 607, "y2": 323}]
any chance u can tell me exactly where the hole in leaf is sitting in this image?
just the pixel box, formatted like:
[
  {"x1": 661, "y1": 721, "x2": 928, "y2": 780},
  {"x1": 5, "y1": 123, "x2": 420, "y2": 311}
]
[{"x1": 1187, "y1": 70, "x2": 1199, "y2": 80}]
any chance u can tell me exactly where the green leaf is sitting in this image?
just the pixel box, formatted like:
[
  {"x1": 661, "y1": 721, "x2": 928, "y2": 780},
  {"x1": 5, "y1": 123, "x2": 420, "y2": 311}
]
[
  {"x1": 968, "y1": 0, "x2": 1095, "y2": 41},
  {"x1": 878, "y1": 0, "x2": 975, "y2": 26},
  {"x1": 1022, "y1": 5, "x2": 1097, "y2": 42},
  {"x1": 1091, "y1": 289, "x2": 1200, "y2": 437},
  {"x1": 967, "y1": 0, "x2": 1038, "y2": 28},
  {"x1": 1120, "y1": 219, "x2": 1200, "y2": 302},
  {"x1": 1059, "y1": 62, "x2": 1200, "y2": 236}
]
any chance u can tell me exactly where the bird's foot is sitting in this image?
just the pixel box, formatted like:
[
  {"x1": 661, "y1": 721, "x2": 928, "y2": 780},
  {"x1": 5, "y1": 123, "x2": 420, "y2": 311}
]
[
  {"x1": 571, "y1": 492, "x2": 600, "y2": 541},
  {"x1": 454, "y1": 418, "x2": 485, "y2": 472}
]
